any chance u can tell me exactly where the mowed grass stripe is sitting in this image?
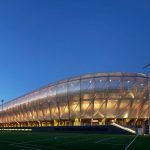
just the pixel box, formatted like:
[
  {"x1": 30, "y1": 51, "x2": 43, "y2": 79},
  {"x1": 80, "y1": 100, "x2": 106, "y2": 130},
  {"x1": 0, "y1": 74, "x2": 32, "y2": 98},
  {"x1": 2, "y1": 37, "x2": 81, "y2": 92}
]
[
  {"x1": 16, "y1": 133, "x2": 109, "y2": 150},
  {"x1": 48, "y1": 135, "x2": 118, "y2": 150},
  {"x1": 12, "y1": 134, "x2": 90, "y2": 150},
  {"x1": 55, "y1": 135, "x2": 134, "y2": 150},
  {"x1": 2, "y1": 132, "x2": 130, "y2": 150},
  {"x1": 29, "y1": 133, "x2": 105, "y2": 149},
  {"x1": 0, "y1": 132, "x2": 150, "y2": 150}
]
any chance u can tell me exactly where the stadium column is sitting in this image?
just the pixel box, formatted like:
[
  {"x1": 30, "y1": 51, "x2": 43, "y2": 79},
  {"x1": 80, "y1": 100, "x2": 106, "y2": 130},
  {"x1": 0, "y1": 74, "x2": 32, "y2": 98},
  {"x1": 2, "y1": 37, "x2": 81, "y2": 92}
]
[
  {"x1": 79, "y1": 77, "x2": 82, "y2": 126},
  {"x1": 48, "y1": 101, "x2": 52, "y2": 124},
  {"x1": 91, "y1": 77, "x2": 95, "y2": 125},
  {"x1": 143, "y1": 64, "x2": 150, "y2": 134},
  {"x1": 56, "y1": 84, "x2": 61, "y2": 126},
  {"x1": 1, "y1": 99, "x2": 4, "y2": 127},
  {"x1": 148, "y1": 75, "x2": 150, "y2": 134},
  {"x1": 68, "y1": 81, "x2": 71, "y2": 126},
  {"x1": 104, "y1": 76, "x2": 109, "y2": 124}
]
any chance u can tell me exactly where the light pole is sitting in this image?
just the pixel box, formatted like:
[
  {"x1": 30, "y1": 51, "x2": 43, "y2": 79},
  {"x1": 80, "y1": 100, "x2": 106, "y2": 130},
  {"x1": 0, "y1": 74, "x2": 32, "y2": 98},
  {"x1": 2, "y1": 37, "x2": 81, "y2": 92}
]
[{"x1": 143, "y1": 64, "x2": 150, "y2": 134}]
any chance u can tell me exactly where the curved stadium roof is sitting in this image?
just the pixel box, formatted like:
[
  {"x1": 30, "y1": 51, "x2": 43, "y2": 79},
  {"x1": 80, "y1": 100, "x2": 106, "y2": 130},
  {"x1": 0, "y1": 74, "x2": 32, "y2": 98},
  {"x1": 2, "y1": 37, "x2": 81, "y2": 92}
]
[{"x1": 1, "y1": 72, "x2": 148, "y2": 111}]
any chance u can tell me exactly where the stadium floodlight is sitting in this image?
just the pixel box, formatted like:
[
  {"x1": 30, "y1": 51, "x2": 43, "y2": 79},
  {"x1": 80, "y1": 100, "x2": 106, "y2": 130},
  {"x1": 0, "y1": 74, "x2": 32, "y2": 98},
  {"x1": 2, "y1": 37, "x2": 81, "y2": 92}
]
[{"x1": 143, "y1": 64, "x2": 150, "y2": 134}]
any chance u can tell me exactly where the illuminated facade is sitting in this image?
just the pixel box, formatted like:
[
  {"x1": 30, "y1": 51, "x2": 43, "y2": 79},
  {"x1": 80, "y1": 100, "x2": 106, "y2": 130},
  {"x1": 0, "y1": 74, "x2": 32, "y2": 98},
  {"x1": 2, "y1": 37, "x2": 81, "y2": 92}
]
[{"x1": 0, "y1": 72, "x2": 149, "y2": 127}]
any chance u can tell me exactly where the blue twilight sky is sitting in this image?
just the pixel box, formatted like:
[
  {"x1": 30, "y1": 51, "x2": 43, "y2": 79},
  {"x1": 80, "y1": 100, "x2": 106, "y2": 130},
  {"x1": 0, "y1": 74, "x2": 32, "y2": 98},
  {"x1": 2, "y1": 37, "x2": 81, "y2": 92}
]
[{"x1": 0, "y1": 0, "x2": 150, "y2": 102}]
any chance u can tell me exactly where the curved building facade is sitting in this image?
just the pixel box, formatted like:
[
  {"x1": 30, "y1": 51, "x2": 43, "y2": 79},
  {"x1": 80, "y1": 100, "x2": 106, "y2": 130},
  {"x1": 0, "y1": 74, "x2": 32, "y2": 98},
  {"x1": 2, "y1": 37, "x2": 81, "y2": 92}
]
[{"x1": 0, "y1": 72, "x2": 149, "y2": 127}]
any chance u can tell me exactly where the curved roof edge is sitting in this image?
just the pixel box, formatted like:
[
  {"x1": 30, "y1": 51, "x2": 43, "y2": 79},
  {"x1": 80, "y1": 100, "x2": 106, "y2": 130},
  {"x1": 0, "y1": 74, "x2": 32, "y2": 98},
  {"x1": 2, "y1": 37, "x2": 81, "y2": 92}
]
[{"x1": 2, "y1": 72, "x2": 148, "y2": 106}]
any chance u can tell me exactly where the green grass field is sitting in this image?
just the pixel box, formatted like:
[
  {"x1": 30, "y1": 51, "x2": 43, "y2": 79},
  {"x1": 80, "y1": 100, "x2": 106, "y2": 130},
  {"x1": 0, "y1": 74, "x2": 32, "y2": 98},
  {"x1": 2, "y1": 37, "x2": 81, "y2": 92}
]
[{"x1": 0, "y1": 131, "x2": 150, "y2": 150}]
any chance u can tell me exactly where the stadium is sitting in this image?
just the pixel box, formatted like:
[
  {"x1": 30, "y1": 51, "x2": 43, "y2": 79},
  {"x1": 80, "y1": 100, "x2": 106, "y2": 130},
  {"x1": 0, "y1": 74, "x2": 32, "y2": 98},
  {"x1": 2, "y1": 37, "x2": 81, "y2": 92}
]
[{"x1": 0, "y1": 72, "x2": 149, "y2": 130}]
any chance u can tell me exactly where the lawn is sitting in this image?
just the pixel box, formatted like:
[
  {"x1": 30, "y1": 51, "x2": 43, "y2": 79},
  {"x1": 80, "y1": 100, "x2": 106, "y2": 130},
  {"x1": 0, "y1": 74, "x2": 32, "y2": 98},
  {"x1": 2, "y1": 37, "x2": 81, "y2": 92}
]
[{"x1": 0, "y1": 131, "x2": 149, "y2": 150}]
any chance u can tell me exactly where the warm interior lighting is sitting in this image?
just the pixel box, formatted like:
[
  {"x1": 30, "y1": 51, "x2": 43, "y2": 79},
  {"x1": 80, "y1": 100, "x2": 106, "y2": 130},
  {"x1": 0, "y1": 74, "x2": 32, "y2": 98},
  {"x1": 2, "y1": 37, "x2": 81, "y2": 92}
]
[
  {"x1": 82, "y1": 102, "x2": 90, "y2": 110},
  {"x1": 123, "y1": 113, "x2": 128, "y2": 118},
  {"x1": 130, "y1": 92, "x2": 134, "y2": 99}
]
